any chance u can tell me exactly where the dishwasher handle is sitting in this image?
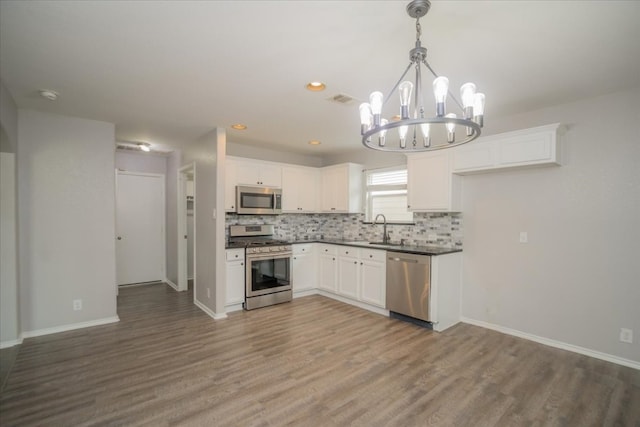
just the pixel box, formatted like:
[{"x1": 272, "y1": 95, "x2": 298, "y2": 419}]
[{"x1": 388, "y1": 256, "x2": 418, "y2": 263}]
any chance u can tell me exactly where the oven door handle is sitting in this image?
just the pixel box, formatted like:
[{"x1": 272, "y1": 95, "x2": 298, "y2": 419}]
[{"x1": 246, "y1": 252, "x2": 292, "y2": 262}]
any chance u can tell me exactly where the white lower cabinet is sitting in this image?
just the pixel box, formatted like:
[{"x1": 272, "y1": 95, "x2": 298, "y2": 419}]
[
  {"x1": 292, "y1": 244, "x2": 317, "y2": 293},
  {"x1": 358, "y1": 249, "x2": 386, "y2": 308},
  {"x1": 318, "y1": 244, "x2": 338, "y2": 293},
  {"x1": 336, "y1": 246, "x2": 386, "y2": 308},
  {"x1": 225, "y1": 249, "x2": 245, "y2": 310},
  {"x1": 337, "y1": 248, "x2": 359, "y2": 300}
]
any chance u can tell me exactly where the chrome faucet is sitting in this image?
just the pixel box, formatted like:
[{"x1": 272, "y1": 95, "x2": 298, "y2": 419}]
[{"x1": 374, "y1": 214, "x2": 389, "y2": 244}]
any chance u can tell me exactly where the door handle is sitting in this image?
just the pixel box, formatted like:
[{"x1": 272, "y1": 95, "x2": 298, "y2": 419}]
[{"x1": 117, "y1": 236, "x2": 122, "y2": 240}]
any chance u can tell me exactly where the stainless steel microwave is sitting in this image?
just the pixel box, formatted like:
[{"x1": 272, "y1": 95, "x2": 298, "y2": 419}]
[{"x1": 236, "y1": 185, "x2": 282, "y2": 215}]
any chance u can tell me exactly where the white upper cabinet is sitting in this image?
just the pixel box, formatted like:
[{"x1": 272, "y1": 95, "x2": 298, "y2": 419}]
[
  {"x1": 282, "y1": 166, "x2": 319, "y2": 213},
  {"x1": 452, "y1": 123, "x2": 564, "y2": 175},
  {"x1": 234, "y1": 158, "x2": 282, "y2": 187},
  {"x1": 407, "y1": 151, "x2": 461, "y2": 212},
  {"x1": 320, "y1": 163, "x2": 363, "y2": 213}
]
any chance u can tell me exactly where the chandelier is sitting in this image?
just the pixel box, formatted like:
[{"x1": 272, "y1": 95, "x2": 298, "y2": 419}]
[{"x1": 359, "y1": 0, "x2": 485, "y2": 152}]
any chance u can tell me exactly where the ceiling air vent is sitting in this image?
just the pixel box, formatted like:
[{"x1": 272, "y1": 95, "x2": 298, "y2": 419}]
[{"x1": 327, "y1": 93, "x2": 358, "y2": 106}]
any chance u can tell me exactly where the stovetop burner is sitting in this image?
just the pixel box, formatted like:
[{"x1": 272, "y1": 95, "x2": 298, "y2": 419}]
[{"x1": 228, "y1": 224, "x2": 291, "y2": 249}]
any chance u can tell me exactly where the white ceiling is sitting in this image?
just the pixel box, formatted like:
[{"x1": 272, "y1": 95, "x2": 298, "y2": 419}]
[{"x1": 1, "y1": 1, "x2": 639, "y2": 156}]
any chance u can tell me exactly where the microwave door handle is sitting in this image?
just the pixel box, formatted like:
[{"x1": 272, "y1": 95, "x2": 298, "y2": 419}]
[{"x1": 273, "y1": 192, "x2": 276, "y2": 212}]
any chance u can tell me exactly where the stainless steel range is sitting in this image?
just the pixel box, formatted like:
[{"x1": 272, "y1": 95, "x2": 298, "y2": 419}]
[{"x1": 228, "y1": 225, "x2": 292, "y2": 310}]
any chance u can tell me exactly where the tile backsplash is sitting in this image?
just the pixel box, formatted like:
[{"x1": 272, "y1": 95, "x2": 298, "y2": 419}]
[{"x1": 226, "y1": 212, "x2": 462, "y2": 248}]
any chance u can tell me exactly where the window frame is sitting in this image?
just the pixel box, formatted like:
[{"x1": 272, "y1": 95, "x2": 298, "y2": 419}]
[{"x1": 363, "y1": 165, "x2": 414, "y2": 224}]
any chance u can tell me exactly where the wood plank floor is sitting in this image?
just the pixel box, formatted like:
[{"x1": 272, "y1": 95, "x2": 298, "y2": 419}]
[{"x1": 1, "y1": 283, "x2": 638, "y2": 426}]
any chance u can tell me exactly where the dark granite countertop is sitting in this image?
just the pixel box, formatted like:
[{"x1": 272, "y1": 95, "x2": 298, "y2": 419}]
[{"x1": 291, "y1": 239, "x2": 462, "y2": 256}]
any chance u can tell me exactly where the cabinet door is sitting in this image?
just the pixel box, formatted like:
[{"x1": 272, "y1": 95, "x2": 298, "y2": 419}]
[
  {"x1": 258, "y1": 163, "x2": 282, "y2": 187},
  {"x1": 292, "y1": 249, "x2": 316, "y2": 292},
  {"x1": 321, "y1": 167, "x2": 348, "y2": 212},
  {"x1": 338, "y1": 255, "x2": 359, "y2": 300},
  {"x1": 360, "y1": 259, "x2": 385, "y2": 308},
  {"x1": 407, "y1": 152, "x2": 460, "y2": 211},
  {"x1": 282, "y1": 167, "x2": 301, "y2": 212},
  {"x1": 226, "y1": 260, "x2": 245, "y2": 305},
  {"x1": 235, "y1": 161, "x2": 282, "y2": 187},
  {"x1": 318, "y1": 253, "x2": 337, "y2": 293},
  {"x1": 297, "y1": 169, "x2": 319, "y2": 211}
]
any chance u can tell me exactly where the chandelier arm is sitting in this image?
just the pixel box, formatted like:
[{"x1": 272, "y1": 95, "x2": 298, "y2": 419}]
[
  {"x1": 422, "y1": 60, "x2": 465, "y2": 111},
  {"x1": 383, "y1": 62, "x2": 415, "y2": 105}
]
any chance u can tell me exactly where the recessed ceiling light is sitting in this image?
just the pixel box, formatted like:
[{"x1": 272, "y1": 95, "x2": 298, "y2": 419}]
[
  {"x1": 306, "y1": 82, "x2": 326, "y2": 92},
  {"x1": 308, "y1": 140, "x2": 321, "y2": 145},
  {"x1": 231, "y1": 124, "x2": 247, "y2": 130},
  {"x1": 39, "y1": 89, "x2": 59, "y2": 101}
]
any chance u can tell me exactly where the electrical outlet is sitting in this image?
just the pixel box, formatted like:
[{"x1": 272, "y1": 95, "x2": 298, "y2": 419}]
[
  {"x1": 519, "y1": 231, "x2": 528, "y2": 243},
  {"x1": 73, "y1": 299, "x2": 82, "y2": 311},
  {"x1": 207, "y1": 288, "x2": 211, "y2": 299},
  {"x1": 620, "y1": 328, "x2": 633, "y2": 343}
]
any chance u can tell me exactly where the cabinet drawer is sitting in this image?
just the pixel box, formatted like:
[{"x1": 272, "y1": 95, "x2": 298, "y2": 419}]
[
  {"x1": 225, "y1": 249, "x2": 245, "y2": 261},
  {"x1": 338, "y1": 246, "x2": 358, "y2": 258},
  {"x1": 293, "y1": 243, "x2": 313, "y2": 255},
  {"x1": 360, "y1": 248, "x2": 386, "y2": 262},
  {"x1": 318, "y1": 244, "x2": 337, "y2": 255}
]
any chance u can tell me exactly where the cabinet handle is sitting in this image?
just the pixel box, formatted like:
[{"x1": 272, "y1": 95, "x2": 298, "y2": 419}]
[
  {"x1": 345, "y1": 251, "x2": 349, "y2": 254},
  {"x1": 241, "y1": 262, "x2": 244, "y2": 266},
  {"x1": 360, "y1": 262, "x2": 363, "y2": 265},
  {"x1": 332, "y1": 257, "x2": 335, "y2": 261},
  {"x1": 354, "y1": 261, "x2": 357, "y2": 264},
  {"x1": 369, "y1": 254, "x2": 373, "y2": 258}
]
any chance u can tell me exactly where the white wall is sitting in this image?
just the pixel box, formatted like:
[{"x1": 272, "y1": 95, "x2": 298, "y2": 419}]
[
  {"x1": 461, "y1": 88, "x2": 640, "y2": 364},
  {"x1": 17, "y1": 110, "x2": 118, "y2": 334},
  {"x1": 1, "y1": 153, "x2": 19, "y2": 346},
  {"x1": 322, "y1": 147, "x2": 406, "y2": 170},
  {"x1": 183, "y1": 128, "x2": 226, "y2": 317},
  {"x1": 115, "y1": 150, "x2": 167, "y2": 174}
]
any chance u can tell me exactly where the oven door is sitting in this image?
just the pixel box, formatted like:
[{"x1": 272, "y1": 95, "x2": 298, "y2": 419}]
[{"x1": 246, "y1": 252, "x2": 292, "y2": 297}]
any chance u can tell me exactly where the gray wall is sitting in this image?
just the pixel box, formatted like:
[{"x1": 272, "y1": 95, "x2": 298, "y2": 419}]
[
  {"x1": 461, "y1": 88, "x2": 640, "y2": 363},
  {"x1": 183, "y1": 128, "x2": 226, "y2": 316},
  {"x1": 17, "y1": 110, "x2": 118, "y2": 334},
  {"x1": 165, "y1": 150, "x2": 182, "y2": 286},
  {"x1": 115, "y1": 150, "x2": 167, "y2": 174},
  {"x1": 227, "y1": 140, "x2": 323, "y2": 167},
  {"x1": 1, "y1": 152, "x2": 19, "y2": 345},
  {"x1": 0, "y1": 80, "x2": 19, "y2": 346}
]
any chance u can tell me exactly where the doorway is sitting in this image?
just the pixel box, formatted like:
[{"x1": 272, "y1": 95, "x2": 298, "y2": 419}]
[
  {"x1": 178, "y1": 163, "x2": 195, "y2": 293},
  {"x1": 115, "y1": 171, "x2": 166, "y2": 286}
]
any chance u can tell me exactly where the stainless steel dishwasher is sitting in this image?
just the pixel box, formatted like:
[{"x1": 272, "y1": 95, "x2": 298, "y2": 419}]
[{"x1": 386, "y1": 251, "x2": 432, "y2": 322}]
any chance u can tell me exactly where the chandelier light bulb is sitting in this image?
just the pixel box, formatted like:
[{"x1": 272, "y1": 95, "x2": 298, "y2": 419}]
[
  {"x1": 398, "y1": 81, "x2": 413, "y2": 119},
  {"x1": 378, "y1": 119, "x2": 389, "y2": 147},
  {"x1": 419, "y1": 123, "x2": 431, "y2": 147},
  {"x1": 460, "y1": 82, "x2": 476, "y2": 119},
  {"x1": 433, "y1": 76, "x2": 449, "y2": 117},
  {"x1": 359, "y1": 103, "x2": 373, "y2": 135},
  {"x1": 398, "y1": 124, "x2": 408, "y2": 149},
  {"x1": 473, "y1": 93, "x2": 486, "y2": 127},
  {"x1": 369, "y1": 91, "x2": 384, "y2": 127},
  {"x1": 445, "y1": 113, "x2": 456, "y2": 143}
]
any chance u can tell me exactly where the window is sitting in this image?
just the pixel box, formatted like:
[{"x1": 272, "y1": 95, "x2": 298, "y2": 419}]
[{"x1": 365, "y1": 167, "x2": 413, "y2": 223}]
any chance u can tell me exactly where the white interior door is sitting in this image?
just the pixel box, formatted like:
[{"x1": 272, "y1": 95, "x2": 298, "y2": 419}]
[{"x1": 116, "y1": 171, "x2": 165, "y2": 285}]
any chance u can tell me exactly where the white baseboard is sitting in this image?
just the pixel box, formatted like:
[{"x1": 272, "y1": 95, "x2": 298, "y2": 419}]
[
  {"x1": 224, "y1": 302, "x2": 244, "y2": 313},
  {"x1": 461, "y1": 317, "x2": 640, "y2": 371},
  {"x1": 316, "y1": 290, "x2": 389, "y2": 317},
  {"x1": 165, "y1": 278, "x2": 179, "y2": 291},
  {"x1": 21, "y1": 316, "x2": 120, "y2": 339},
  {"x1": 292, "y1": 288, "x2": 317, "y2": 298},
  {"x1": 0, "y1": 337, "x2": 24, "y2": 349},
  {"x1": 194, "y1": 299, "x2": 228, "y2": 320}
]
